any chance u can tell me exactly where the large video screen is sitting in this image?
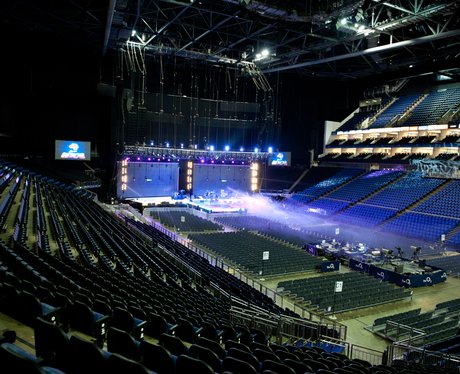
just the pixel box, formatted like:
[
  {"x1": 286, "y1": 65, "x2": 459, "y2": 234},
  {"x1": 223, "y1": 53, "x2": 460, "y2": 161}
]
[
  {"x1": 269, "y1": 151, "x2": 291, "y2": 166},
  {"x1": 55, "y1": 140, "x2": 91, "y2": 161}
]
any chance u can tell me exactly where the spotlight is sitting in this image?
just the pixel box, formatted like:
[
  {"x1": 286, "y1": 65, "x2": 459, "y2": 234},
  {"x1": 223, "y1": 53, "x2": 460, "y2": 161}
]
[
  {"x1": 165, "y1": 142, "x2": 170, "y2": 148},
  {"x1": 240, "y1": 147, "x2": 245, "y2": 152},
  {"x1": 261, "y1": 48, "x2": 269, "y2": 57},
  {"x1": 210, "y1": 145, "x2": 215, "y2": 151},
  {"x1": 340, "y1": 18, "x2": 347, "y2": 25},
  {"x1": 254, "y1": 147, "x2": 259, "y2": 153},
  {"x1": 268, "y1": 147, "x2": 273, "y2": 153},
  {"x1": 224, "y1": 145, "x2": 230, "y2": 151}
]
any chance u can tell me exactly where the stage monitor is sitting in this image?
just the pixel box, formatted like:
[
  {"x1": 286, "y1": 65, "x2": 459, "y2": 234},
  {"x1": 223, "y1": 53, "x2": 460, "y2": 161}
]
[
  {"x1": 269, "y1": 152, "x2": 291, "y2": 166},
  {"x1": 55, "y1": 140, "x2": 91, "y2": 161}
]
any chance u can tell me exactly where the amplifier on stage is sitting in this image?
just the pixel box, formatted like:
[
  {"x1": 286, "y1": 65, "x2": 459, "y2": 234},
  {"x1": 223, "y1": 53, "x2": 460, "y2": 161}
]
[{"x1": 394, "y1": 265, "x2": 404, "y2": 273}]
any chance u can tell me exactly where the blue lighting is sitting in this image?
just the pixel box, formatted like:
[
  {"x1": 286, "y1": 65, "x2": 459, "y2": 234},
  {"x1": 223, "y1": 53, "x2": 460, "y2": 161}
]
[
  {"x1": 224, "y1": 145, "x2": 230, "y2": 152},
  {"x1": 268, "y1": 147, "x2": 273, "y2": 153}
]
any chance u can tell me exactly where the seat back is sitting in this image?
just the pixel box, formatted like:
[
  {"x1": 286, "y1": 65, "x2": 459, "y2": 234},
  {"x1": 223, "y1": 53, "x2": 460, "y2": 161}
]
[
  {"x1": 196, "y1": 336, "x2": 226, "y2": 359},
  {"x1": 34, "y1": 316, "x2": 70, "y2": 370},
  {"x1": 222, "y1": 356, "x2": 258, "y2": 374},
  {"x1": 228, "y1": 347, "x2": 260, "y2": 372},
  {"x1": 68, "y1": 335, "x2": 107, "y2": 374},
  {"x1": 261, "y1": 359, "x2": 297, "y2": 374},
  {"x1": 106, "y1": 352, "x2": 151, "y2": 374},
  {"x1": 0, "y1": 342, "x2": 46, "y2": 374},
  {"x1": 176, "y1": 354, "x2": 214, "y2": 374},
  {"x1": 107, "y1": 326, "x2": 140, "y2": 360},
  {"x1": 188, "y1": 344, "x2": 222, "y2": 372},
  {"x1": 112, "y1": 307, "x2": 135, "y2": 335},
  {"x1": 159, "y1": 333, "x2": 188, "y2": 356},
  {"x1": 139, "y1": 340, "x2": 174, "y2": 374}
]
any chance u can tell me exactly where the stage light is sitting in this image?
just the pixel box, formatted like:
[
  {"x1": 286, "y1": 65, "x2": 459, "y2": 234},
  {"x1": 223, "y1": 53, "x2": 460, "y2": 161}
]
[
  {"x1": 165, "y1": 142, "x2": 170, "y2": 148},
  {"x1": 150, "y1": 140, "x2": 154, "y2": 146},
  {"x1": 180, "y1": 143, "x2": 184, "y2": 149},
  {"x1": 240, "y1": 147, "x2": 244, "y2": 152},
  {"x1": 255, "y1": 53, "x2": 262, "y2": 59},
  {"x1": 268, "y1": 147, "x2": 273, "y2": 153},
  {"x1": 340, "y1": 18, "x2": 347, "y2": 25},
  {"x1": 261, "y1": 48, "x2": 269, "y2": 57},
  {"x1": 210, "y1": 145, "x2": 215, "y2": 151},
  {"x1": 136, "y1": 157, "x2": 141, "y2": 161},
  {"x1": 254, "y1": 147, "x2": 259, "y2": 153},
  {"x1": 131, "y1": 30, "x2": 137, "y2": 37},
  {"x1": 225, "y1": 145, "x2": 230, "y2": 151}
]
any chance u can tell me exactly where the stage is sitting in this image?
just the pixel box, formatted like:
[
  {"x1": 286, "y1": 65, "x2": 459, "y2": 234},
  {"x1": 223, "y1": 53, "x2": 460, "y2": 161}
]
[{"x1": 123, "y1": 195, "x2": 249, "y2": 214}]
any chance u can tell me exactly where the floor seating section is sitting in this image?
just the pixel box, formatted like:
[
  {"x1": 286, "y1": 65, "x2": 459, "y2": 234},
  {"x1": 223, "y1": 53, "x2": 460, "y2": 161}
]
[
  {"x1": 278, "y1": 272, "x2": 409, "y2": 313},
  {"x1": 188, "y1": 231, "x2": 322, "y2": 276}
]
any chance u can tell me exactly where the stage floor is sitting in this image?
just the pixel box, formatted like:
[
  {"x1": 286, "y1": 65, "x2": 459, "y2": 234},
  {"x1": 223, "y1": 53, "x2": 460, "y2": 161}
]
[{"x1": 125, "y1": 195, "x2": 248, "y2": 213}]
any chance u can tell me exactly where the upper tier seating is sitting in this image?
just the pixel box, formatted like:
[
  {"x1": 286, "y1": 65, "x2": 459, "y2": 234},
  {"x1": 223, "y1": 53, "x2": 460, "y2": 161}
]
[
  {"x1": 291, "y1": 168, "x2": 363, "y2": 204},
  {"x1": 403, "y1": 87, "x2": 460, "y2": 127},
  {"x1": 369, "y1": 94, "x2": 420, "y2": 129},
  {"x1": 411, "y1": 180, "x2": 460, "y2": 219},
  {"x1": 325, "y1": 169, "x2": 403, "y2": 204},
  {"x1": 361, "y1": 172, "x2": 445, "y2": 210}
]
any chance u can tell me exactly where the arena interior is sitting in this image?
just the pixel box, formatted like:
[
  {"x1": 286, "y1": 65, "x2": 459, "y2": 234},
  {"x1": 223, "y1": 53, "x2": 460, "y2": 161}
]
[{"x1": 2, "y1": 1, "x2": 460, "y2": 373}]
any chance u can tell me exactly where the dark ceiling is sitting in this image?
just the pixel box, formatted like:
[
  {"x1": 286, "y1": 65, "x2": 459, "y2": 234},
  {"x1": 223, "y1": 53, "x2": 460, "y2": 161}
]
[{"x1": 3, "y1": 0, "x2": 460, "y2": 81}]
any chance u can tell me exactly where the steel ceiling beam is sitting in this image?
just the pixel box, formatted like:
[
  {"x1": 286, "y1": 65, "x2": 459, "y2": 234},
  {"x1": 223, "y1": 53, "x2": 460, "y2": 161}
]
[
  {"x1": 103, "y1": 0, "x2": 117, "y2": 55},
  {"x1": 262, "y1": 28, "x2": 460, "y2": 74}
]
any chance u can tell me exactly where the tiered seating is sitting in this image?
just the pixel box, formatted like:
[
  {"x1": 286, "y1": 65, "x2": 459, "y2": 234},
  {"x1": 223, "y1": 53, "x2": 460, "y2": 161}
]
[
  {"x1": 406, "y1": 153, "x2": 430, "y2": 160},
  {"x1": 325, "y1": 169, "x2": 403, "y2": 204},
  {"x1": 303, "y1": 198, "x2": 351, "y2": 215},
  {"x1": 215, "y1": 215, "x2": 318, "y2": 248},
  {"x1": 126, "y1": 217, "x2": 294, "y2": 316},
  {"x1": 426, "y1": 255, "x2": 460, "y2": 277},
  {"x1": 371, "y1": 308, "x2": 422, "y2": 330},
  {"x1": 336, "y1": 110, "x2": 374, "y2": 132},
  {"x1": 373, "y1": 137, "x2": 395, "y2": 145},
  {"x1": 188, "y1": 231, "x2": 322, "y2": 276},
  {"x1": 0, "y1": 171, "x2": 22, "y2": 229},
  {"x1": 150, "y1": 210, "x2": 223, "y2": 232},
  {"x1": 434, "y1": 153, "x2": 457, "y2": 160},
  {"x1": 334, "y1": 204, "x2": 397, "y2": 226},
  {"x1": 440, "y1": 134, "x2": 460, "y2": 143},
  {"x1": 412, "y1": 180, "x2": 460, "y2": 218},
  {"x1": 362, "y1": 172, "x2": 445, "y2": 210},
  {"x1": 403, "y1": 87, "x2": 460, "y2": 127},
  {"x1": 392, "y1": 136, "x2": 417, "y2": 145},
  {"x1": 290, "y1": 168, "x2": 363, "y2": 204},
  {"x1": 381, "y1": 212, "x2": 458, "y2": 242},
  {"x1": 370, "y1": 94, "x2": 420, "y2": 128},
  {"x1": 414, "y1": 135, "x2": 437, "y2": 144},
  {"x1": 278, "y1": 272, "x2": 409, "y2": 313}
]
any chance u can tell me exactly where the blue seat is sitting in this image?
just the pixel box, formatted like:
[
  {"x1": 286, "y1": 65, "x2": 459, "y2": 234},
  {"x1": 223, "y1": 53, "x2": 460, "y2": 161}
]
[
  {"x1": 112, "y1": 306, "x2": 147, "y2": 340},
  {"x1": 0, "y1": 342, "x2": 65, "y2": 374}
]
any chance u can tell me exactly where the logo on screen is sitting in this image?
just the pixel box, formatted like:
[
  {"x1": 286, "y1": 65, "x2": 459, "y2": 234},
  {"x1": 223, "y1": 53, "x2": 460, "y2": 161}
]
[
  {"x1": 61, "y1": 143, "x2": 86, "y2": 160},
  {"x1": 271, "y1": 153, "x2": 288, "y2": 166}
]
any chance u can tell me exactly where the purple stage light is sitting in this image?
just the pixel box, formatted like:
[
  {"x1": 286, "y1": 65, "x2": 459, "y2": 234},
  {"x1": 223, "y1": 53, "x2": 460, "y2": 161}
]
[
  {"x1": 147, "y1": 157, "x2": 151, "y2": 161},
  {"x1": 136, "y1": 157, "x2": 141, "y2": 161}
]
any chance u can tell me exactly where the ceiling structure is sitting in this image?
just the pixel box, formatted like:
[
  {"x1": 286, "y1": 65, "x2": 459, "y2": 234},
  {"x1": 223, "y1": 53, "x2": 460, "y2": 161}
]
[{"x1": 3, "y1": 0, "x2": 460, "y2": 81}]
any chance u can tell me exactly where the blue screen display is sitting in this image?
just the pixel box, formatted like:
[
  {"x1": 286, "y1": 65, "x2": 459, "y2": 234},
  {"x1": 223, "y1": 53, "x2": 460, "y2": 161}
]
[
  {"x1": 55, "y1": 140, "x2": 91, "y2": 161},
  {"x1": 269, "y1": 152, "x2": 290, "y2": 166}
]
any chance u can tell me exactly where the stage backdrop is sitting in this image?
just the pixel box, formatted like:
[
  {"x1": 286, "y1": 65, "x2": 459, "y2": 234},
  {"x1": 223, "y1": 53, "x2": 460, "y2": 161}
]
[
  {"x1": 193, "y1": 164, "x2": 251, "y2": 196},
  {"x1": 117, "y1": 161, "x2": 179, "y2": 198}
]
